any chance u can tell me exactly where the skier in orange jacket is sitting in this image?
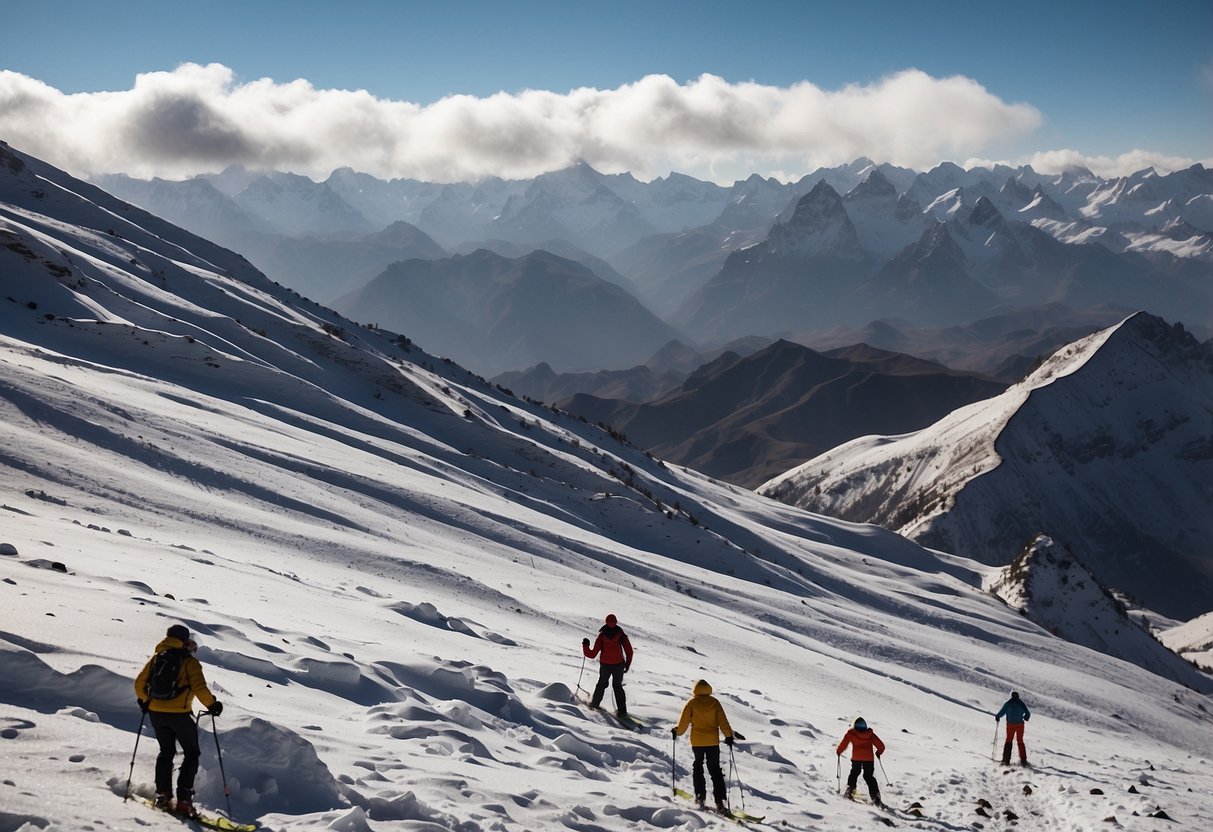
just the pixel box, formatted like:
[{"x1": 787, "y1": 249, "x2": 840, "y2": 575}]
[
  {"x1": 836, "y1": 717, "x2": 886, "y2": 807},
  {"x1": 581, "y1": 613, "x2": 634, "y2": 717}
]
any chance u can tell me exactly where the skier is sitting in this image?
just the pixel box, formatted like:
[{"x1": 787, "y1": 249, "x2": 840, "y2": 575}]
[
  {"x1": 836, "y1": 716, "x2": 885, "y2": 807},
  {"x1": 581, "y1": 613, "x2": 634, "y2": 718},
  {"x1": 995, "y1": 690, "x2": 1031, "y2": 766},
  {"x1": 134, "y1": 624, "x2": 223, "y2": 817},
  {"x1": 672, "y1": 679, "x2": 737, "y2": 815}
]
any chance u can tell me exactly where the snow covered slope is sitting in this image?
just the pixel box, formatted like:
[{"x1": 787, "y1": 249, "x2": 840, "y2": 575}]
[
  {"x1": 3, "y1": 142, "x2": 1213, "y2": 832},
  {"x1": 987, "y1": 535, "x2": 1206, "y2": 688},
  {"x1": 1159, "y1": 614, "x2": 1213, "y2": 672},
  {"x1": 761, "y1": 312, "x2": 1213, "y2": 620}
]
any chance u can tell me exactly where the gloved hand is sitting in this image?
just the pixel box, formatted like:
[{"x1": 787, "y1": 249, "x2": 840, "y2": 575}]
[
  {"x1": 137, "y1": 699, "x2": 148, "y2": 713},
  {"x1": 876, "y1": 750, "x2": 882, "y2": 758},
  {"x1": 208, "y1": 701, "x2": 224, "y2": 717},
  {"x1": 994, "y1": 714, "x2": 999, "y2": 721},
  {"x1": 623, "y1": 664, "x2": 630, "y2": 673},
  {"x1": 671, "y1": 727, "x2": 678, "y2": 737},
  {"x1": 734, "y1": 732, "x2": 746, "y2": 741},
  {"x1": 724, "y1": 736, "x2": 734, "y2": 746},
  {"x1": 582, "y1": 638, "x2": 590, "y2": 647}
]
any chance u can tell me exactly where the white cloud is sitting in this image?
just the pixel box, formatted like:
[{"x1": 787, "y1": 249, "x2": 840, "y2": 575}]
[
  {"x1": 0, "y1": 64, "x2": 1044, "y2": 183},
  {"x1": 965, "y1": 148, "x2": 1213, "y2": 178}
]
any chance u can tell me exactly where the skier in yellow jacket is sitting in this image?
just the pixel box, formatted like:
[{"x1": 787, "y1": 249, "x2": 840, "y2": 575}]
[
  {"x1": 672, "y1": 679, "x2": 739, "y2": 814},
  {"x1": 134, "y1": 624, "x2": 222, "y2": 818}
]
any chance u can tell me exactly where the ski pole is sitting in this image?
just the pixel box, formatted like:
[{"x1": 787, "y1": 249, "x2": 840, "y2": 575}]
[
  {"x1": 671, "y1": 729, "x2": 677, "y2": 796},
  {"x1": 836, "y1": 754, "x2": 841, "y2": 794},
  {"x1": 877, "y1": 755, "x2": 892, "y2": 787},
  {"x1": 123, "y1": 709, "x2": 148, "y2": 801},
  {"x1": 992, "y1": 718, "x2": 1000, "y2": 761},
  {"x1": 206, "y1": 710, "x2": 234, "y2": 819},
  {"x1": 575, "y1": 654, "x2": 586, "y2": 698},
  {"x1": 728, "y1": 741, "x2": 748, "y2": 816}
]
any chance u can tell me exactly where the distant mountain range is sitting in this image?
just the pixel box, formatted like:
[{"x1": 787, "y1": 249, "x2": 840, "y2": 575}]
[
  {"x1": 331, "y1": 249, "x2": 680, "y2": 376},
  {"x1": 95, "y1": 158, "x2": 1213, "y2": 378},
  {"x1": 761, "y1": 312, "x2": 1213, "y2": 619},
  {"x1": 562, "y1": 339, "x2": 1007, "y2": 488},
  {"x1": 674, "y1": 173, "x2": 1211, "y2": 343}
]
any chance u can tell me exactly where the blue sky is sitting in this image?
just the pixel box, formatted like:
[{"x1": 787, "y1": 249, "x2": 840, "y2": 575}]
[{"x1": 1, "y1": 0, "x2": 1209, "y2": 181}]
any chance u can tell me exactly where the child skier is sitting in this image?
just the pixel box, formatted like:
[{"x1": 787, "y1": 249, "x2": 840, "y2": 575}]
[{"x1": 836, "y1": 716, "x2": 885, "y2": 807}]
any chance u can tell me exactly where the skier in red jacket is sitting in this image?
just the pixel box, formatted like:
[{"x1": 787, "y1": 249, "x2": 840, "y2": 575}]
[
  {"x1": 581, "y1": 613, "x2": 634, "y2": 717},
  {"x1": 836, "y1": 717, "x2": 886, "y2": 807}
]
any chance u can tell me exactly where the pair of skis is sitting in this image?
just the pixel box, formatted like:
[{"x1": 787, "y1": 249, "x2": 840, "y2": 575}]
[
  {"x1": 673, "y1": 787, "x2": 766, "y2": 823},
  {"x1": 131, "y1": 795, "x2": 258, "y2": 831}
]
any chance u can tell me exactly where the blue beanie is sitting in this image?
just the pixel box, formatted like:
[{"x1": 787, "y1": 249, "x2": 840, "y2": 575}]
[{"x1": 854, "y1": 717, "x2": 867, "y2": 730}]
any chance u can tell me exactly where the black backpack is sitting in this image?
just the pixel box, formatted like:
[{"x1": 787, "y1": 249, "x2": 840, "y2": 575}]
[{"x1": 146, "y1": 648, "x2": 189, "y2": 700}]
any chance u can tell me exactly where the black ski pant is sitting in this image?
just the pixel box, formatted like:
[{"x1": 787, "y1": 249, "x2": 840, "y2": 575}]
[
  {"x1": 149, "y1": 710, "x2": 201, "y2": 796},
  {"x1": 847, "y1": 760, "x2": 880, "y2": 801},
  {"x1": 692, "y1": 745, "x2": 727, "y2": 804},
  {"x1": 590, "y1": 662, "x2": 626, "y2": 714}
]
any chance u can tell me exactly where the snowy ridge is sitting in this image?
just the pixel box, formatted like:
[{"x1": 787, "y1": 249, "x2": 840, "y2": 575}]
[
  {"x1": 1160, "y1": 614, "x2": 1213, "y2": 672},
  {"x1": 987, "y1": 535, "x2": 1206, "y2": 688},
  {"x1": 761, "y1": 313, "x2": 1213, "y2": 620},
  {"x1": 3, "y1": 143, "x2": 1213, "y2": 831}
]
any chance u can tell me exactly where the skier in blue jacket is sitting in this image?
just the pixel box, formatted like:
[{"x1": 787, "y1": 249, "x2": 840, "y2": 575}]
[{"x1": 995, "y1": 691, "x2": 1031, "y2": 766}]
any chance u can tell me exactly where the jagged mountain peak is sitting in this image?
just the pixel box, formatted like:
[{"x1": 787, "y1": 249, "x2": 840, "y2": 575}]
[
  {"x1": 845, "y1": 168, "x2": 897, "y2": 201},
  {"x1": 914, "y1": 220, "x2": 964, "y2": 259},
  {"x1": 783, "y1": 180, "x2": 847, "y2": 227},
  {"x1": 965, "y1": 196, "x2": 1004, "y2": 228},
  {"x1": 1000, "y1": 176, "x2": 1034, "y2": 204},
  {"x1": 988, "y1": 534, "x2": 1207, "y2": 688}
]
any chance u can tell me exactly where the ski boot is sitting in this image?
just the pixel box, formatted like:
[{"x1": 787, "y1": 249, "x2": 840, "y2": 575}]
[
  {"x1": 152, "y1": 791, "x2": 172, "y2": 810},
  {"x1": 716, "y1": 800, "x2": 732, "y2": 817},
  {"x1": 843, "y1": 788, "x2": 855, "y2": 800},
  {"x1": 174, "y1": 790, "x2": 198, "y2": 819},
  {"x1": 694, "y1": 793, "x2": 706, "y2": 809}
]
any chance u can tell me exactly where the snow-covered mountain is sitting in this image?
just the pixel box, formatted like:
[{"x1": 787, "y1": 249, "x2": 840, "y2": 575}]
[
  {"x1": 93, "y1": 159, "x2": 1213, "y2": 351},
  {"x1": 563, "y1": 339, "x2": 1007, "y2": 488},
  {"x1": 761, "y1": 312, "x2": 1213, "y2": 620},
  {"x1": 331, "y1": 249, "x2": 681, "y2": 376},
  {"x1": 5, "y1": 141, "x2": 1213, "y2": 831},
  {"x1": 674, "y1": 181, "x2": 875, "y2": 340},
  {"x1": 1159, "y1": 613, "x2": 1213, "y2": 671},
  {"x1": 987, "y1": 535, "x2": 1206, "y2": 688},
  {"x1": 233, "y1": 172, "x2": 375, "y2": 236}
]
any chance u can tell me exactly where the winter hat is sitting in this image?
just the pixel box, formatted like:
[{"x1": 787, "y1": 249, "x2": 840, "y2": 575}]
[
  {"x1": 167, "y1": 624, "x2": 190, "y2": 643},
  {"x1": 604, "y1": 613, "x2": 617, "y2": 626},
  {"x1": 1010, "y1": 691, "x2": 1020, "y2": 700},
  {"x1": 854, "y1": 717, "x2": 868, "y2": 730}
]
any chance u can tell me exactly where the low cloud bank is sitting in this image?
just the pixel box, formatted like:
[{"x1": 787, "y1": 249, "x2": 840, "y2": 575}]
[{"x1": 2, "y1": 63, "x2": 1045, "y2": 182}]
